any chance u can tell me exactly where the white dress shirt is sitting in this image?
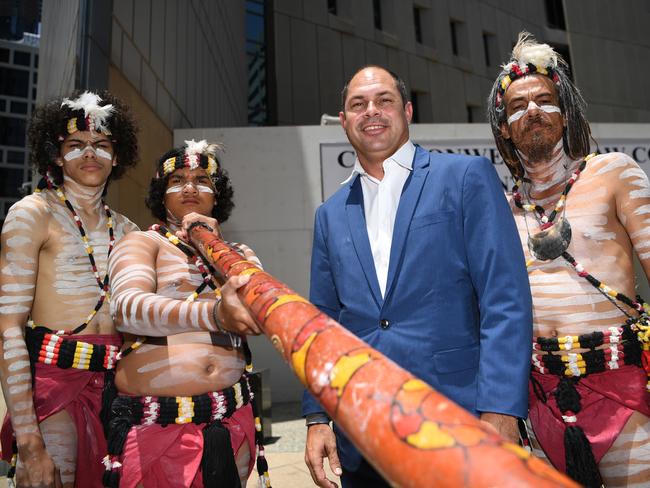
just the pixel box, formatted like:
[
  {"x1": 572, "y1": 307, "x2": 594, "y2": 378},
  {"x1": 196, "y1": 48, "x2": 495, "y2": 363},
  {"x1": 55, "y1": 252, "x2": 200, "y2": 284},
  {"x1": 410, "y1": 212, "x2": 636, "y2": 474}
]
[{"x1": 341, "y1": 140, "x2": 415, "y2": 297}]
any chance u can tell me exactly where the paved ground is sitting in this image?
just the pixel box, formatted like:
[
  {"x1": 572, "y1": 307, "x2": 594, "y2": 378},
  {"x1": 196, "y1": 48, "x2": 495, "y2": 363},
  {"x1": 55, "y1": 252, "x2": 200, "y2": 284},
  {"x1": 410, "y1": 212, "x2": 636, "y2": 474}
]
[{"x1": 251, "y1": 402, "x2": 340, "y2": 487}]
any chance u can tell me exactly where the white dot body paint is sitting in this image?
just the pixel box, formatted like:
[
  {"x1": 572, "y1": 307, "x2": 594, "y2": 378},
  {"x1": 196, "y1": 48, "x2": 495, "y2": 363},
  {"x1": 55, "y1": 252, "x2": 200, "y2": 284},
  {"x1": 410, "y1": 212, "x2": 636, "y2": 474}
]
[
  {"x1": 63, "y1": 145, "x2": 112, "y2": 161},
  {"x1": 507, "y1": 101, "x2": 561, "y2": 125}
]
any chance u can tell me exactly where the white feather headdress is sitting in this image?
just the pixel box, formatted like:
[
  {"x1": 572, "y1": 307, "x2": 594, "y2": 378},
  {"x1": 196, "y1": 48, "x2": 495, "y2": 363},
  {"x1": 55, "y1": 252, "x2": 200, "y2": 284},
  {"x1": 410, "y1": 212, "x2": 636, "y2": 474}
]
[
  {"x1": 503, "y1": 32, "x2": 559, "y2": 72},
  {"x1": 61, "y1": 91, "x2": 114, "y2": 133}
]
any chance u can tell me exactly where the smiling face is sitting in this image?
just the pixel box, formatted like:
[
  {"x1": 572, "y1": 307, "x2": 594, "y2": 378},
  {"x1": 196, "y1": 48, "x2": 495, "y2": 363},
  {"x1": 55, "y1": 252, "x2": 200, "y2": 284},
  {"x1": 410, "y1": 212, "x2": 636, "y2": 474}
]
[
  {"x1": 339, "y1": 67, "x2": 413, "y2": 169},
  {"x1": 56, "y1": 130, "x2": 116, "y2": 188},
  {"x1": 163, "y1": 167, "x2": 216, "y2": 221},
  {"x1": 500, "y1": 75, "x2": 565, "y2": 162}
]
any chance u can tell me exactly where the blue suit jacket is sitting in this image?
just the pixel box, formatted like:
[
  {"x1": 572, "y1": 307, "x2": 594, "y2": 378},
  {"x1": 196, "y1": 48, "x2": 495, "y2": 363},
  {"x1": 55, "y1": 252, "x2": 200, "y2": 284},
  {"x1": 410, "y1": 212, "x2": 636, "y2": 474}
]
[{"x1": 302, "y1": 145, "x2": 532, "y2": 471}]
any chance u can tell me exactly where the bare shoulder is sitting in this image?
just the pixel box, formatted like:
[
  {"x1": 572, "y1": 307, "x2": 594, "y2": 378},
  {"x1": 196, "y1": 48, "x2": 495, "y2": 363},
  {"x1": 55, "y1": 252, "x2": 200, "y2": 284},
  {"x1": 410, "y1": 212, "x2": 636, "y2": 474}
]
[
  {"x1": 111, "y1": 210, "x2": 140, "y2": 233},
  {"x1": 586, "y1": 152, "x2": 640, "y2": 177},
  {"x1": 2, "y1": 193, "x2": 52, "y2": 238},
  {"x1": 114, "y1": 229, "x2": 161, "y2": 248},
  {"x1": 5, "y1": 193, "x2": 51, "y2": 222}
]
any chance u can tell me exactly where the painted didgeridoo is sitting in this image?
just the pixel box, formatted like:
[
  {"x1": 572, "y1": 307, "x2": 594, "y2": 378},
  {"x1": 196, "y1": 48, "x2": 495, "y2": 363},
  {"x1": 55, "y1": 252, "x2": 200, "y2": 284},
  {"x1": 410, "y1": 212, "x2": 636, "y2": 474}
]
[{"x1": 190, "y1": 227, "x2": 577, "y2": 488}]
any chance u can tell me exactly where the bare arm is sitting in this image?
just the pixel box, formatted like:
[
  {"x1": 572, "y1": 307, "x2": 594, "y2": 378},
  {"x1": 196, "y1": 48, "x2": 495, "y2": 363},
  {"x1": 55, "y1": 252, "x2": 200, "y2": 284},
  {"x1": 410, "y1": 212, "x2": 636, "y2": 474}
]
[
  {"x1": 108, "y1": 231, "x2": 220, "y2": 336},
  {"x1": 480, "y1": 412, "x2": 519, "y2": 444},
  {"x1": 0, "y1": 197, "x2": 58, "y2": 486},
  {"x1": 613, "y1": 153, "x2": 650, "y2": 281}
]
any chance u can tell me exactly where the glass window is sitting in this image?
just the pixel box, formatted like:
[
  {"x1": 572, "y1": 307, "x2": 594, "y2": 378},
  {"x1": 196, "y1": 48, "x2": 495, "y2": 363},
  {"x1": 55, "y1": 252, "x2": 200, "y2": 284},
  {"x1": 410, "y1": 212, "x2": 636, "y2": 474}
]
[
  {"x1": 7, "y1": 151, "x2": 25, "y2": 164},
  {"x1": 10, "y1": 101, "x2": 27, "y2": 114},
  {"x1": 0, "y1": 117, "x2": 26, "y2": 146},
  {"x1": 0, "y1": 48, "x2": 9, "y2": 63},
  {"x1": 328, "y1": 0, "x2": 337, "y2": 15},
  {"x1": 34, "y1": 54, "x2": 39, "y2": 68},
  {"x1": 13, "y1": 51, "x2": 30, "y2": 66},
  {"x1": 0, "y1": 168, "x2": 26, "y2": 197},
  {"x1": 482, "y1": 32, "x2": 496, "y2": 66},
  {"x1": 450, "y1": 21, "x2": 458, "y2": 55},
  {"x1": 373, "y1": 0, "x2": 382, "y2": 30},
  {"x1": 0, "y1": 99, "x2": 5, "y2": 111},
  {"x1": 413, "y1": 8, "x2": 423, "y2": 44},
  {"x1": 411, "y1": 91, "x2": 419, "y2": 123},
  {"x1": 0, "y1": 67, "x2": 29, "y2": 97},
  {"x1": 545, "y1": 0, "x2": 566, "y2": 30}
]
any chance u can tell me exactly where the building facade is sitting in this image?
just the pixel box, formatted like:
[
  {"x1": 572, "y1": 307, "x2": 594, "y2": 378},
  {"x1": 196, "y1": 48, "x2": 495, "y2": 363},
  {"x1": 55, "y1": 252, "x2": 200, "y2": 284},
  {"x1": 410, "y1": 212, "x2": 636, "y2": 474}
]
[{"x1": 269, "y1": 0, "x2": 650, "y2": 125}]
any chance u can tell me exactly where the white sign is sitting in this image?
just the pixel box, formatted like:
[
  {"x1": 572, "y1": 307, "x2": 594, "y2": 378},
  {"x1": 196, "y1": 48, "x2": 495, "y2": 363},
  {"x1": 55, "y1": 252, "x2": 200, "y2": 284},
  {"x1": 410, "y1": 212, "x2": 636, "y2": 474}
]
[{"x1": 320, "y1": 139, "x2": 650, "y2": 202}]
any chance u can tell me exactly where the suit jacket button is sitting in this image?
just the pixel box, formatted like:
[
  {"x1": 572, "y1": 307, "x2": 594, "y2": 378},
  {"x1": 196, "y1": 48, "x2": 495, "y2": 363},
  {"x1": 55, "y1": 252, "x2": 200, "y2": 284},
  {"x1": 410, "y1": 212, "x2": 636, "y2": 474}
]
[{"x1": 380, "y1": 319, "x2": 390, "y2": 329}]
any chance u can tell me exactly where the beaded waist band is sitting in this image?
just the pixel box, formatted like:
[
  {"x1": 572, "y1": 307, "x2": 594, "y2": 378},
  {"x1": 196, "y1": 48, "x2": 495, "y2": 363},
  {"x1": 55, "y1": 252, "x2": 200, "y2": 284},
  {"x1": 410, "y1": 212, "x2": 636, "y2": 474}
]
[
  {"x1": 26, "y1": 326, "x2": 119, "y2": 372},
  {"x1": 111, "y1": 374, "x2": 252, "y2": 426},
  {"x1": 531, "y1": 323, "x2": 642, "y2": 378}
]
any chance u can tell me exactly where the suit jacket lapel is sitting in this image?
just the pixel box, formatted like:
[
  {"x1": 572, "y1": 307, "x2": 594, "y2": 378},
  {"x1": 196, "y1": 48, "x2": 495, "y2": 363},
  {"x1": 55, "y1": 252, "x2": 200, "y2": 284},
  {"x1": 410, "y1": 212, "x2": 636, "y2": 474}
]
[
  {"x1": 345, "y1": 176, "x2": 383, "y2": 306},
  {"x1": 384, "y1": 146, "x2": 430, "y2": 301}
]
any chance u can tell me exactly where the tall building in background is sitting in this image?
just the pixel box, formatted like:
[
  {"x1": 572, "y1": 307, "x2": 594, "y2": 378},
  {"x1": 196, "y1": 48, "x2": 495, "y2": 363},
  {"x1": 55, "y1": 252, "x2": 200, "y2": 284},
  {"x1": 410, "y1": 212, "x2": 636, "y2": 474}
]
[
  {"x1": 267, "y1": 0, "x2": 650, "y2": 125},
  {"x1": 0, "y1": 0, "x2": 40, "y2": 228},
  {"x1": 12, "y1": 0, "x2": 650, "y2": 227},
  {"x1": 37, "y1": 0, "x2": 248, "y2": 227}
]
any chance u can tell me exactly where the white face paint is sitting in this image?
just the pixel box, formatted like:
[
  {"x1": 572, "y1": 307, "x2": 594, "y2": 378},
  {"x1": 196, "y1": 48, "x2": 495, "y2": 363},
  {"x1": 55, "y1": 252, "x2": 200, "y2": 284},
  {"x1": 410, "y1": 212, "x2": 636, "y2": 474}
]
[
  {"x1": 165, "y1": 183, "x2": 215, "y2": 194},
  {"x1": 507, "y1": 101, "x2": 561, "y2": 125},
  {"x1": 63, "y1": 145, "x2": 113, "y2": 161}
]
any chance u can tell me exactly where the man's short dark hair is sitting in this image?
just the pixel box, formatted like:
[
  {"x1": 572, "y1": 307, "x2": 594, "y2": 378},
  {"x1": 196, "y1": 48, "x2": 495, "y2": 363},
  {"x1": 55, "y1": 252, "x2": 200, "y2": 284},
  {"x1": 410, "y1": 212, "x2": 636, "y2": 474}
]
[{"x1": 340, "y1": 65, "x2": 409, "y2": 110}]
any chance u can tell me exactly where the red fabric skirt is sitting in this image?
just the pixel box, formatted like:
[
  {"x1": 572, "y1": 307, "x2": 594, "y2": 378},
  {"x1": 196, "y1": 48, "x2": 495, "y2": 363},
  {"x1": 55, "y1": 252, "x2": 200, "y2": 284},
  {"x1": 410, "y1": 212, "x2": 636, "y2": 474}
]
[
  {"x1": 0, "y1": 333, "x2": 121, "y2": 488},
  {"x1": 528, "y1": 364, "x2": 650, "y2": 472},
  {"x1": 118, "y1": 403, "x2": 256, "y2": 488}
]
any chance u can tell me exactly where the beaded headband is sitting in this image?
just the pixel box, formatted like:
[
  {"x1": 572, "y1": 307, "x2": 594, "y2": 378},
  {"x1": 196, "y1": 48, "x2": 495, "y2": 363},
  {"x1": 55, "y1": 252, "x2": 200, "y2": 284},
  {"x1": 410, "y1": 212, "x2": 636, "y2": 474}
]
[
  {"x1": 60, "y1": 91, "x2": 114, "y2": 136},
  {"x1": 155, "y1": 139, "x2": 220, "y2": 178},
  {"x1": 494, "y1": 33, "x2": 562, "y2": 109}
]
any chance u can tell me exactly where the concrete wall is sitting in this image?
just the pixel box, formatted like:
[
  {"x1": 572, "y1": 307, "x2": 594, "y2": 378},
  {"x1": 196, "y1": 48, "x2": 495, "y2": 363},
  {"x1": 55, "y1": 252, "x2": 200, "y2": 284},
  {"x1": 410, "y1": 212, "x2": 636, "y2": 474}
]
[
  {"x1": 175, "y1": 122, "x2": 650, "y2": 402},
  {"x1": 106, "y1": 66, "x2": 173, "y2": 228},
  {"x1": 111, "y1": 0, "x2": 248, "y2": 130},
  {"x1": 270, "y1": 0, "x2": 650, "y2": 125}
]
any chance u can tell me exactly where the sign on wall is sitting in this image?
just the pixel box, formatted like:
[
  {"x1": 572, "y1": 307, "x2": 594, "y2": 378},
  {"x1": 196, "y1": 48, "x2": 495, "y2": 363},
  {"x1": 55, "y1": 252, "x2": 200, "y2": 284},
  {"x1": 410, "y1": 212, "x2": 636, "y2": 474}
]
[{"x1": 320, "y1": 139, "x2": 650, "y2": 202}]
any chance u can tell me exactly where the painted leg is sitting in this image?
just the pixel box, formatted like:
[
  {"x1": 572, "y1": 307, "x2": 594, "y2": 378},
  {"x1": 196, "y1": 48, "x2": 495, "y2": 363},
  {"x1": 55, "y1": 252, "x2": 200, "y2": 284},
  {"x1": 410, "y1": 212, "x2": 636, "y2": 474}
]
[
  {"x1": 235, "y1": 438, "x2": 251, "y2": 487},
  {"x1": 599, "y1": 411, "x2": 650, "y2": 487},
  {"x1": 40, "y1": 410, "x2": 77, "y2": 487}
]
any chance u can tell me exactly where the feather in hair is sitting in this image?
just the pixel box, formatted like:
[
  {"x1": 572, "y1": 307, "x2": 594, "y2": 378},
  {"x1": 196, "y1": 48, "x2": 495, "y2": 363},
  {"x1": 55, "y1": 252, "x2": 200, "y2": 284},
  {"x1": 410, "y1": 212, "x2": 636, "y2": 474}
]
[
  {"x1": 61, "y1": 91, "x2": 114, "y2": 132},
  {"x1": 184, "y1": 139, "x2": 209, "y2": 156},
  {"x1": 505, "y1": 32, "x2": 560, "y2": 70}
]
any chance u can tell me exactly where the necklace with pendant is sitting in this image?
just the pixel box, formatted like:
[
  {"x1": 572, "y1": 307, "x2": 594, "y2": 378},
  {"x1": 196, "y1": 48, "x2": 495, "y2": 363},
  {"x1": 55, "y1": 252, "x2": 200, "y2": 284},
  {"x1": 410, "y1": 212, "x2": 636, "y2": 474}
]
[{"x1": 512, "y1": 153, "x2": 595, "y2": 261}]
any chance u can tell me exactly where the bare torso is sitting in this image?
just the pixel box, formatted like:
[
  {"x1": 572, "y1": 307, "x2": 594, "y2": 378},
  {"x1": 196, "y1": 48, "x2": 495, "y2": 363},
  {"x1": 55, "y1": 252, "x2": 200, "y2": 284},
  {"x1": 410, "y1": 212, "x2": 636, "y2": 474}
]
[
  {"x1": 0, "y1": 184, "x2": 137, "y2": 486},
  {"x1": 110, "y1": 230, "x2": 246, "y2": 397},
  {"x1": 510, "y1": 152, "x2": 650, "y2": 339},
  {"x1": 512, "y1": 152, "x2": 650, "y2": 487}
]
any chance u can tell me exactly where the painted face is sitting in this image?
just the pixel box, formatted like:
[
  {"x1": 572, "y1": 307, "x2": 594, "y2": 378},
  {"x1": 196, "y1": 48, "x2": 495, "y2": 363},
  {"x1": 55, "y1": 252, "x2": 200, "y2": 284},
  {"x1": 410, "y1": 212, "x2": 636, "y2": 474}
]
[
  {"x1": 500, "y1": 75, "x2": 565, "y2": 161},
  {"x1": 339, "y1": 67, "x2": 412, "y2": 166},
  {"x1": 56, "y1": 130, "x2": 116, "y2": 188},
  {"x1": 163, "y1": 167, "x2": 216, "y2": 221}
]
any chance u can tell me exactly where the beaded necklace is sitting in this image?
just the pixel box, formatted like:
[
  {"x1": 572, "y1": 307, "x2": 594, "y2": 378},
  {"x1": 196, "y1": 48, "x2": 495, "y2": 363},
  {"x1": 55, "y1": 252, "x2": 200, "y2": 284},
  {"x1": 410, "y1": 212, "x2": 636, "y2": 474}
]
[
  {"x1": 34, "y1": 176, "x2": 114, "y2": 335},
  {"x1": 150, "y1": 224, "x2": 221, "y2": 302},
  {"x1": 512, "y1": 153, "x2": 595, "y2": 261},
  {"x1": 117, "y1": 224, "x2": 224, "y2": 360},
  {"x1": 518, "y1": 155, "x2": 650, "y2": 389},
  {"x1": 512, "y1": 153, "x2": 594, "y2": 228}
]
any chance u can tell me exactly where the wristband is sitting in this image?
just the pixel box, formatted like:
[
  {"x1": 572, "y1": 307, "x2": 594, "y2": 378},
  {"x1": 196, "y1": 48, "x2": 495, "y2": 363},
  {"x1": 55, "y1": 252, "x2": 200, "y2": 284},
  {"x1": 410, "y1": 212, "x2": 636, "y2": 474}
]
[
  {"x1": 187, "y1": 221, "x2": 214, "y2": 234},
  {"x1": 211, "y1": 296, "x2": 226, "y2": 333},
  {"x1": 305, "y1": 413, "x2": 331, "y2": 426}
]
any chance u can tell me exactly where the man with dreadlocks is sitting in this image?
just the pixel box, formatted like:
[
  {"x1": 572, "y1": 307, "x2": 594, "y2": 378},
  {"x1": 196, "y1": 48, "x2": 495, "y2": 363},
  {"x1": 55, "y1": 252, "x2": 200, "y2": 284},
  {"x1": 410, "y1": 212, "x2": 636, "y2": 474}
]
[
  {"x1": 0, "y1": 91, "x2": 139, "y2": 487},
  {"x1": 487, "y1": 32, "x2": 650, "y2": 487},
  {"x1": 103, "y1": 140, "x2": 269, "y2": 488}
]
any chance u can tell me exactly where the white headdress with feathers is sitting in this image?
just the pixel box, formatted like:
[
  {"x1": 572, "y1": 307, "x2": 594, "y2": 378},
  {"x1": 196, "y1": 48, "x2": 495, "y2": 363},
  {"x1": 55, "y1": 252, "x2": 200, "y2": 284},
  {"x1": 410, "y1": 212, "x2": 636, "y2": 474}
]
[
  {"x1": 503, "y1": 32, "x2": 559, "y2": 72},
  {"x1": 61, "y1": 91, "x2": 114, "y2": 133}
]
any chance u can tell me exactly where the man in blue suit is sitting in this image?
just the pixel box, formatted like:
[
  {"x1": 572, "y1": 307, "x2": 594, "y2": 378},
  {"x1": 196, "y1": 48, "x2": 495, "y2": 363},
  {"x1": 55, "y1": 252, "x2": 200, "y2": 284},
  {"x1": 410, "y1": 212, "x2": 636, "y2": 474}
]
[{"x1": 302, "y1": 65, "x2": 532, "y2": 488}]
